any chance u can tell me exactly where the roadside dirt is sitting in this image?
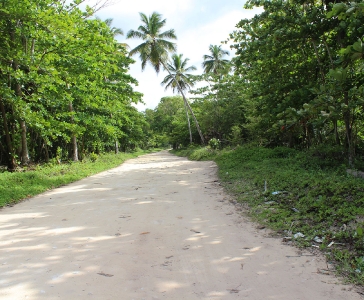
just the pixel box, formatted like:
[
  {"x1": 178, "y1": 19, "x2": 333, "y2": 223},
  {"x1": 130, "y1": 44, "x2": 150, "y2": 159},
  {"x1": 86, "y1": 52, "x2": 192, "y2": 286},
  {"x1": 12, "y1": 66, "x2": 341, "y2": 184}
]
[{"x1": 0, "y1": 150, "x2": 362, "y2": 299}]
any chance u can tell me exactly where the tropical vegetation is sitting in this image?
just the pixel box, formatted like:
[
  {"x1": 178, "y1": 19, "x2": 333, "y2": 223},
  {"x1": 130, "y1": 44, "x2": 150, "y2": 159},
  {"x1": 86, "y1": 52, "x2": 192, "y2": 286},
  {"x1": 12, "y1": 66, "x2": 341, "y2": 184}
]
[
  {"x1": 1, "y1": 0, "x2": 364, "y2": 286},
  {"x1": 0, "y1": 0, "x2": 145, "y2": 171}
]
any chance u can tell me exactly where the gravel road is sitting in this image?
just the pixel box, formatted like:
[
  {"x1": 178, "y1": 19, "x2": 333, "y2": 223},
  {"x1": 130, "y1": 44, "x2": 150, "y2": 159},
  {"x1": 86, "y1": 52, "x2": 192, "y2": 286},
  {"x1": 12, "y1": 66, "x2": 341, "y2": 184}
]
[{"x1": 0, "y1": 150, "x2": 362, "y2": 299}]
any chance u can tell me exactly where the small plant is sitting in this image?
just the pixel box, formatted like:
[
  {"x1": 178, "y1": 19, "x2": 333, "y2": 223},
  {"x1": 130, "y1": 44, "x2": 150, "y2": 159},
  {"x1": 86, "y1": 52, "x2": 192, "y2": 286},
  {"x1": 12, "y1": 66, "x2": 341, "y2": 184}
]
[
  {"x1": 56, "y1": 147, "x2": 62, "y2": 164},
  {"x1": 189, "y1": 147, "x2": 214, "y2": 161},
  {"x1": 208, "y1": 138, "x2": 220, "y2": 150},
  {"x1": 89, "y1": 152, "x2": 98, "y2": 162}
]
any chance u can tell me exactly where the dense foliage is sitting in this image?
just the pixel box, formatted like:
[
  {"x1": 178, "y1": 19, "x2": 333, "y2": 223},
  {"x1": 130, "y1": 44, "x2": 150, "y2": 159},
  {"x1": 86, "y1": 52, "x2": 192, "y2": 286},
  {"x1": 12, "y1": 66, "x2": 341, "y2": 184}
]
[
  {"x1": 151, "y1": 1, "x2": 364, "y2": 168},
  {"x1": 230, "y1": 0, "x2": 364, "y2": 163},
  {"x1": 0, "y1": 0, "x2": 146, "y2": 170}
]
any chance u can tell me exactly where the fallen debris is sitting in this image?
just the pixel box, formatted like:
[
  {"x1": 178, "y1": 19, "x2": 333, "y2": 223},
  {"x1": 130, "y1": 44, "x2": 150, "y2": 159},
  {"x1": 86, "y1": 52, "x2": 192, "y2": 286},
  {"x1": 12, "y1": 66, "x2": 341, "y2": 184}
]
[
  {"x1": 313, "y1": 236, "x2": 324, "y2": 243},
  {"x1": 294, "y1": 232, "x2": 305, "y2": 239},
  {"x1": 97, "y1": 272, "x2": 114, "y2": 277}
]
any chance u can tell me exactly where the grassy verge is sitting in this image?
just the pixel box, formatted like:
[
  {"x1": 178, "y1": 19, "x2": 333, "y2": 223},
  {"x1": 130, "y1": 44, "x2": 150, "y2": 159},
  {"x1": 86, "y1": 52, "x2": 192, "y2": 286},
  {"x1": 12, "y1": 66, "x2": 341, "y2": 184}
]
[
  {"x1": 0, "y1": 149, "x2": 161, "y2": 208},
  {"x1": 171, "y1": 146, "x2": 364, "y2": 286}
]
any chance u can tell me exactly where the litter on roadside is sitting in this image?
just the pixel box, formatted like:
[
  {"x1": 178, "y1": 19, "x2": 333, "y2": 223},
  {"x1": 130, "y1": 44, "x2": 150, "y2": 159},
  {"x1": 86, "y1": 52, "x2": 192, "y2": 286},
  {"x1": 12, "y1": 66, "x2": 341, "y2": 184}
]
[{"x1": 294, "y1": 232, "x2": 305, "y2": 239}]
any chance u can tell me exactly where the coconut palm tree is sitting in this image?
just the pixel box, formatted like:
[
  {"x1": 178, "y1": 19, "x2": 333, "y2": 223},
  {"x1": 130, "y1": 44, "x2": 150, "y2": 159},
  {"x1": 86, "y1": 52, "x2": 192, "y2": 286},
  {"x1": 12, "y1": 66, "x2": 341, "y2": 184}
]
[
  {"x1": 161, "y1": 54, "x2": 196, "y2": 92},
  {"x1": 104, "y1": 18, "x2": 124, "y2": 36},
  {"x1": 202, "y1": 45, "x2": 230, "y2": 140},
  {"x1": 96, "y1": 17, "x2": 124, "y2": 36},
  {"x1": 202, "y1": 45, "x2": 230, "y2": 75},
  {"x1": 161, "y1": 53, "x2": 196, "y2": 143},
  {"x1": 127, "y1": 12, "x2": 205, "y2": 144}
]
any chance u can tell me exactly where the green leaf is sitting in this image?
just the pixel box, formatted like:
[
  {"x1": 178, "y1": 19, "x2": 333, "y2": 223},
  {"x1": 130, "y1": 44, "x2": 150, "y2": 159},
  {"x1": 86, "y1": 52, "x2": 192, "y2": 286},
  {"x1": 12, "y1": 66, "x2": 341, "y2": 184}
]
[{"x1": 357, "y1": 227, "x2": 363, "y2": 237}]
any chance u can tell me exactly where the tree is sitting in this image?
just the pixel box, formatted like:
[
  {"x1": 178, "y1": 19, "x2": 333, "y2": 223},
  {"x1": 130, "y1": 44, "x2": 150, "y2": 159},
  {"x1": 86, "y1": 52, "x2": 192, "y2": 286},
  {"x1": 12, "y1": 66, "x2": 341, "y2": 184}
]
[
  {"x1": 0, "y1": 0, "x2": 144, "y2": 169},
  {"x1": 228, "y1": 0, "x2": 364, "y2": 163},
  {"x1": 161, "y1": 54, "x2": 196, "y2": 92},
  {"x1": 202, "y1": 45, "x2": 230, "y2": 75},
  {"x1": 126, "y1": 12, "x2": 205, "y2": 144},
  {"x1": 104, "y1": 18, "x2": 124, "y2": 36},
  {"x1": 161, "y1": 54, "x2": 196, "y2": 143},
  {"x1": 147, "y1": 96, "x2": 192, "y2": 148},
  {"x1": 198, "y1": 45, "x2": 231, "y2": 141}
]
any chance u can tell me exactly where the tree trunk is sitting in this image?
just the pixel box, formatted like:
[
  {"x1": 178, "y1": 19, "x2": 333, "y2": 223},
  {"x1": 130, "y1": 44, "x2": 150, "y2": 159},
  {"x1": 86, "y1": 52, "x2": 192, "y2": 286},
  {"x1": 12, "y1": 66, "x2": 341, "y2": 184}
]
[
  {"x1": 311, "y1": 40, "x2": 326, "y2": 83},
  {"x1": 115, "y1": 140, "x2": 119, "y2": 154},
  {"x1": 343, "y1": 91, "x2": 353, "y2": 166},
  {"x1": 183, "y1": 100, "x2": 192, "y2": 143},
  {"x1": 333, "y1": 119, "x2": 340, "y2": 145},
  {"x1": 162, "y1": 62, "x2": 205, "y2": 145},
  {"x1": 12, "y1": 55, "x2": 30, "y2": 165},
  {"x1": 69, "y1": 101, "x2": 79, "y2": 162},
  {"x1": 71, "y1": 135, "x2": 78, "y2": 161},
  {"x1": 0, "y1": 98, "x2": 17, "y2": 171},
  {"x1": 43, "y1": 140, "x2": 49, "y2": 163},
  {"x1": 20, "y1": 119, "x2": 30, "y2": 165}
]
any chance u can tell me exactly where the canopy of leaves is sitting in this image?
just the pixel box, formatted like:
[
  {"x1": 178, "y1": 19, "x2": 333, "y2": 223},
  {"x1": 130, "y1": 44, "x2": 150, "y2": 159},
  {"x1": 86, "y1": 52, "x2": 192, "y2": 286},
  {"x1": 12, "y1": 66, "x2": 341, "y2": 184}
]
[{"x1": 0, "y1": 0, "x2": 146, "y2": 168}]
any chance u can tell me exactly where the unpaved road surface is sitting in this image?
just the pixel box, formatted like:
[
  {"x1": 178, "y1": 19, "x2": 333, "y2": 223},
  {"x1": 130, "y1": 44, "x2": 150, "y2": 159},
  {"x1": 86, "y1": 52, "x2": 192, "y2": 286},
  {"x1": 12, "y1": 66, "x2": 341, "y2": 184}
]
[{"x1": 0, "y1": 151, "x2": 362, "y2": 299}]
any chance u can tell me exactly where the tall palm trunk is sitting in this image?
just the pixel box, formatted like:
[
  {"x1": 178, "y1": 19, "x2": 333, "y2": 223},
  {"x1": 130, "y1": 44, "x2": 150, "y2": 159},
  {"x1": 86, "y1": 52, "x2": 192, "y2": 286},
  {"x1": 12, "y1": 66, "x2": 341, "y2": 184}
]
[
  {"x1": 183, "y1": 100, "x2": 192, "y2": 143},
  {"x1": 162, "y1": 61, "x2": 205, "y2": 145}
]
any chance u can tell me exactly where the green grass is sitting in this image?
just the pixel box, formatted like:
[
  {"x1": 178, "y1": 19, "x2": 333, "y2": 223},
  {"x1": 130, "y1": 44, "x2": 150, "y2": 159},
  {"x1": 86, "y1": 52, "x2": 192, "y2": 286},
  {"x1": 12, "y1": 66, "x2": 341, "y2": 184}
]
[
  {"x1": 172, "y1": 145, "x2": 364, "y2": 286},
  {"x1": 0, "y1": 149, "x2": 161, "y2": 208}
]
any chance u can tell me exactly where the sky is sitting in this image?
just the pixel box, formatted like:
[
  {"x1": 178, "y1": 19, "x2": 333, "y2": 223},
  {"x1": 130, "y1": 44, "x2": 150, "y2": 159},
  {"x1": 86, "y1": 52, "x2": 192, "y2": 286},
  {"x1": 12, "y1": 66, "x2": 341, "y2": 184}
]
[{"x1": 89, "y1": 0, "x2": 262, "y2": 111}]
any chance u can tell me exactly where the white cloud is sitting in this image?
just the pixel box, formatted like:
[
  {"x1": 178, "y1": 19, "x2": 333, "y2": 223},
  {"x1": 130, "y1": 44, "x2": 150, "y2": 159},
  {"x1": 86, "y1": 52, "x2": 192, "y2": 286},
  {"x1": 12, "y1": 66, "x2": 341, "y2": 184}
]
[{"x1": 179, "y1": 8, "x2": 263, "y2": 68}]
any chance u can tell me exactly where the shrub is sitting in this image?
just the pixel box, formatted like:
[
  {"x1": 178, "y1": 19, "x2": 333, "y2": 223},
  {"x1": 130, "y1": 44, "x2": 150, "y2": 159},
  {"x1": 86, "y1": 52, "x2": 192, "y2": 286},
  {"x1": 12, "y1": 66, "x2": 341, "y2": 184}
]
[
  {"x1": 208, "y1": 138, "x2": 220, "y2": 150},
  {"x1": 89, "y1": 152, "x2": 98, "y2": 162}
]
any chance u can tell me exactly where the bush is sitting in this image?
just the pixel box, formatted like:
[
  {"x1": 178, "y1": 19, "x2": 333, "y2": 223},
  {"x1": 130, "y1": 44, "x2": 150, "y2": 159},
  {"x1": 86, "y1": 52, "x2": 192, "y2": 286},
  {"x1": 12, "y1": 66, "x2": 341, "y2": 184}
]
[
  {"x1": 189, "y1": 147, "x2": 214, "y2": 161},
  {"x1": 208, "y1": 138, "x2": 220, "y2": 150},
  {"x1": 89, "y1": 152, "x2": 98, "y2": 162}
]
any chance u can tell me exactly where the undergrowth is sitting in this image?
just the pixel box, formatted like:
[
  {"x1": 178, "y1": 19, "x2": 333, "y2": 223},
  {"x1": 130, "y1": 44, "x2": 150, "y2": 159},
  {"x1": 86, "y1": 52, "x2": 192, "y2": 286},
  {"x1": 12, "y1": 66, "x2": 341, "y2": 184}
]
[
  {"x1": 0, "y1": 149, "x2": 161, "y2": 208},
  {"x1": 171, "y1": 145, "x2": 364, "y2": 286}
]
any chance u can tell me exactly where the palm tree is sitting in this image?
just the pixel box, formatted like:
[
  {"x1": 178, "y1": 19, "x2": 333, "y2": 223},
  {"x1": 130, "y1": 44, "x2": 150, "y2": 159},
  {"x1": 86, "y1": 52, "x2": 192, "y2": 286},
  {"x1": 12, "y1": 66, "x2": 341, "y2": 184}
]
[
  {"x1": 202, "y1": 45, "x2": 230, "y2": 139},
  {"x1": 104, "y1": 18, "x2": 124, "y2": 36},
  {"x1": 96, "y1": 17, "x2": 124, "y2": 36},
  {"x1": 161, "y1": 54, "x2": 196, "y2": 92},
  {"x1": 202, "y1": 45, "x2": 230, "y2": 75},
  {"x1": 127, "y1": 12, "x2": 205, "y2": 144},
  {"x1": 161, "y1": 53, "x2": 196, "y2": 143}
]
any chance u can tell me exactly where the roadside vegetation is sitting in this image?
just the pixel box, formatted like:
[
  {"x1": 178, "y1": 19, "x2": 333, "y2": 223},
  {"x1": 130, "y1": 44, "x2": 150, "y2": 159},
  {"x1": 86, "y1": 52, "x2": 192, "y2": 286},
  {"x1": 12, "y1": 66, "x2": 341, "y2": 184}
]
[
  {"x1": 172, "y1": 145, "x2": 364, "y2": 285},
  {"x1": 0, "y1": 149, "x2": 160, "y2": 208}
]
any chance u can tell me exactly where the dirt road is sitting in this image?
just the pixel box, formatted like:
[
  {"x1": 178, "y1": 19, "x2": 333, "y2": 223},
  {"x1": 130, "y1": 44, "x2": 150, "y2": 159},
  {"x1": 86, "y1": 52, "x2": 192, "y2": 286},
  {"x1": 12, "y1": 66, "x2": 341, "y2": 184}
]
[{"x1": 0, "y1": 151, "x2": 362, "y2": 299}]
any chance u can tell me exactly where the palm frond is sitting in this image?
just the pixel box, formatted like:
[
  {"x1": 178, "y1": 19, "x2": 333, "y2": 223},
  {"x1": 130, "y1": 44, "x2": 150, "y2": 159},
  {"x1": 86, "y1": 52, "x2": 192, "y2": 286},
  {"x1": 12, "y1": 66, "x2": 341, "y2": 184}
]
[
  {"x1": 159, "y1": 29, "x2": 177, "y2": 40},
  {"x1": 126, "y1": 30, "x2": 145, "y2": 40},
  {"x1": 157, "y1": 39, "x2": 177, "y2": 53},
  {"x1": 185, "y1": 65, "x2": 197, "y2": 72}
]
